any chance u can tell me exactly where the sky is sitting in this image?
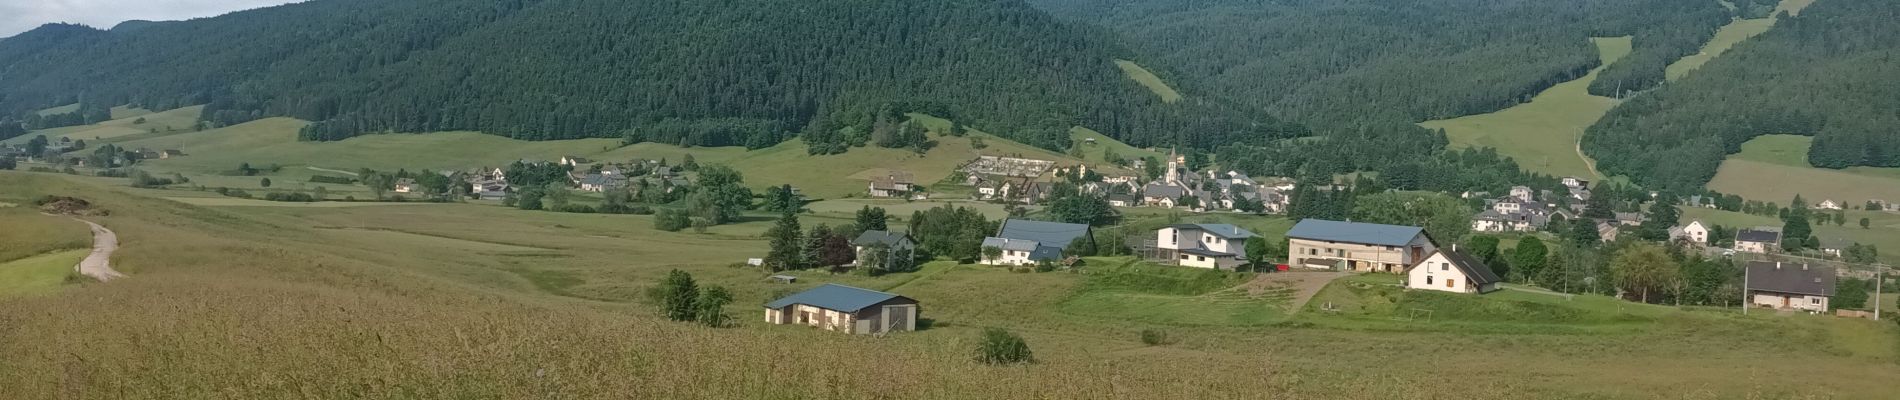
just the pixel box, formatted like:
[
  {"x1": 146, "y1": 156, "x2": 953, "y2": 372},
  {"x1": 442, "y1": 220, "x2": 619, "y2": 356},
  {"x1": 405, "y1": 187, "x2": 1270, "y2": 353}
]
[{"x1": 0, "y1": 0, "x2": 302, "y2": 38}]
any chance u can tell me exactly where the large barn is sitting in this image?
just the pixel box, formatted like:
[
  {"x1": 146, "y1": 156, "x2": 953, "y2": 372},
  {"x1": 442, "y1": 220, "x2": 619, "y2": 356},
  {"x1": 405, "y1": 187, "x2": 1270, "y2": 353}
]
[{"x1": 764, "y1": 284, "x2": 919, "y2": 335}]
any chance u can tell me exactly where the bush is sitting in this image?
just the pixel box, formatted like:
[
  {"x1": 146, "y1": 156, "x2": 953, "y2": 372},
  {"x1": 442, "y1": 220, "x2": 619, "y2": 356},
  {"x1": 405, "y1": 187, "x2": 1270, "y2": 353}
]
[
  {"x1": 262, "y1": 192, "x2": 317, "y2": 202},
  {"x1": 1139, "y1": 329, "x2": 1170, "y2": 346},
  {"x1": 213, "y1": 187, "x2": 254, "y2": 199},
  {"x1": 309, "y1": 175, "x2": 355, "y2": 184},
  {"x1": 976, "y1": 328, "x2": 1033, "y2": 365},
  {"x1": 557, "y1": 204, "x2": 597, "y2": 213}
]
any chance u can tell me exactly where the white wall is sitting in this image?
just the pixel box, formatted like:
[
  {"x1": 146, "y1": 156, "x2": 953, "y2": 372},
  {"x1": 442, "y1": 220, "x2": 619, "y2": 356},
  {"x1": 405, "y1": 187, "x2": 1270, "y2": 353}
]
[
  {"x1": 1751, "y1": 292, "x2": 1829, "y2": 313},
  {"x1": 1406, "y1": 253, "x2": 1473, "y2": 293}
]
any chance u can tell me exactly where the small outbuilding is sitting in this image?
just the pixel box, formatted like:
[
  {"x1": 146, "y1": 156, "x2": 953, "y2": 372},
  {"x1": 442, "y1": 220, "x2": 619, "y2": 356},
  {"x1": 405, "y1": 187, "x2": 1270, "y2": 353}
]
[
  {"x1": 764, "y1": 284, "x2": 919, "y2": 335},
  {"x1": 1404, "y1": 249, "x2": 1502, "y2": 294}
]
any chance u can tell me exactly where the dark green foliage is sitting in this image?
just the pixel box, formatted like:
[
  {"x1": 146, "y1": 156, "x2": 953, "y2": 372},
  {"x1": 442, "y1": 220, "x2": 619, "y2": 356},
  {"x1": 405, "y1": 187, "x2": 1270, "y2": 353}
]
[
  {"x1": 1585, "y1": 0, "x2": 1900, "y2": 190},
  {"x1": 0, "y1": 0, "x2": 1293, "y2": 152},
  {"x1": 307, "y1": 175, "x2": 354, "y2": 184},
  {"x1": 262, "y1": 192, "x2": 317, "y2": 202},
  {"x1": 1831, "y1": 278, "x2": 1869, "y2": 311},
  {"x1": 1138, "y1": 329, "x2": 1169, "y2": 346},
  {"x1": 504, "y1": 161, "x2": 571, "y2": 189},
  {"x1": 761, "y1": 185, "x2": 800, "y2": 215},
  {"x1": 854, "y1": 206, "x2": 888, "y2": 232},
  {"x1": 695, "y1": 286, "x2": 733, "y2": 327},
  {"x1": 656, "y1": 270, "x2": 699, "y2": 322},
  {"x1": 764, "y1": 213, "x2": 803, "y2": 271},
  {"x1": 653, "y1": 208, "x2": 692, "y2": 232},
  {"x1": 975, "y1": 328, "x2": 1033, "y2": 365},
  {"x1": 1510, "y1": 236, "x2": 1549, "y2": 283},
  {"x1": 0, "y1": 157, "x2": 15, "y2": 170},
  {"x1": 691, "y1": 165, "x2": 752, "y2": 225},
  {"x1": 1046, "y1": 193, "x2": 1119, "y2": 226},
  {"x1": 1464, "y1": 235, "x2": 1503, "y2": 275},
  {"x1": 259, "y1": 178, "x2": 272, "y2": 188},
  {"x1": 1782, "y1": 195, "x2": 1812, "y2": 251},
  {"x1": 1350, "y1": 192, "x2": 1473, "y2": 243},
  {"x1": 908, "y1": 205, "x2": 995, "y2": 262},
  {"x1": 1637, "y1": 192, "x2": 1681, "y2": 241}
]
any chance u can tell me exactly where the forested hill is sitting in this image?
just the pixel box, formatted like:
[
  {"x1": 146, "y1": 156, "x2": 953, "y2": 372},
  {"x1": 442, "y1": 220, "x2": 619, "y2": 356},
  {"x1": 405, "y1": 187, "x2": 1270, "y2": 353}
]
[
  {"x1": 0, "y1": 0, "x2": 1298, "y2": 152},
  {"x1": 1027, "y1": 0, "x2": 1731, "y2": 129},
  {"x1": 1583, "y1": 0, "x2": 1900, "y2": 191}
]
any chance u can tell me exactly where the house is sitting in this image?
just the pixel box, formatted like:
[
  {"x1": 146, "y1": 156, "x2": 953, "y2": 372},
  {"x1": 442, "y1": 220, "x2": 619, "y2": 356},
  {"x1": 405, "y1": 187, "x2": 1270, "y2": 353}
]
[
  {"x1": 763, "y1": 284, "x2": 919, "y2": 334},
  {"x1": 1613, "y1": 212, "x2": 1645, "y2": 226},
  {"x1": 1814, "y1": 199, "x2": 1843, "y2": 210},
  {"x1": 1286, "y1": 219, "x2": 1436, "y2": 273},
  {"x1": 867, "y1": 171, "x2": 917, "y2": 198},
  {"x1": 1817, "y1": 237, "x2": 1852, "y2": 257},
  {"x1": 393, "y1": 178, "x2": 418, "y2": 193},
  {"x1": 1597, "y1": 221, "x2": 1620, "y2": 242},
  {"x1": 1735, "y1": 229, "x2": 1781, "y2": 254},
  {"x1": 652, "y1": 166, "x2": 676, "y2": 178},
  {"x1": 1471, "y1": 210, "x2": 1532, "y2": 233},
  {"x1": 1672, "y1": 220, "x2": 1710, "y2": 245},
  {"x1": 1509, "y1": 186, "x2": 1535, "y2": 202},
  {"x1": 1561, "y1": 176, "x2": 1590, "y2": 189},
  {"x1": 1106, "y1": 194, "x2": 1138, "y2": 208},
  {"x1": 1745, "y1": 261, "x2": 1835, "y2": 313},
  {"x1": 851, "y1": 230, "x2": 917, "y2": 269},
  {"x1": 1156, "y1": 224, "x2": 1257, "y2": 269},
  {"x1": 559, "y1": 156, "x2": 592, "y2": 166},
  {"x1": 1405, "y1": 248, "x2": 1502, "y2": 294},
  {"x1": 160, "y1": 149, "x2": 185, "y2": 159},
  {"x1": 1140, "y1": 183, "x2": 1185, "y2": 208},
  {"x1": 577, "y1": 174, "x2": 624, "y2": 192},
  {"x1": 980, "y1": 219, "x2": 1093, "y2": 266}
]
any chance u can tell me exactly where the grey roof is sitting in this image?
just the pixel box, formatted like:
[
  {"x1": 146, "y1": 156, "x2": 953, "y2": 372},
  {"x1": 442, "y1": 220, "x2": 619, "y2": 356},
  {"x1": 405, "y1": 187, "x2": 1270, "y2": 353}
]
[
  {"x1": 1170, "y1": 223, "x2": 1256, "y2": 239},
  {"x1": 1441, "y1": 250, "x2": 1502, "y2": 285},
  {"x1": 1737, "y1": 229, "x2": 1781, "y2": 243},
  {"x1": 1745, "y1": 262, "x2": 1836, "y2": 296},
  {"x1": 763, "y1": 284, "x2": 912, "y2": 312},
  {"x1": 852, "y1": 230, "x2": 913, "y2": 247},
  {"x1": 1142, "y1": 183, "x2": 1185, "y2": 199},
  {"x1": 1286, "y1": 219, "x2": 1427, "y2": 247},
  {"x1": 995, "y1": 219, "x2": 1091, "y2": 250},
  {"x1": 981, "y1": 237, "x2": 1064, "y2": 261}
]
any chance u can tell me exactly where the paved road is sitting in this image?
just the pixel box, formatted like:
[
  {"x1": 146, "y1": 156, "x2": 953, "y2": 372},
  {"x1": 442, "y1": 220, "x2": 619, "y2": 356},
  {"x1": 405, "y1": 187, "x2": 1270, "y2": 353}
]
[{"x1": 74, "y1": 219, "x2": 125, "y2": 282}]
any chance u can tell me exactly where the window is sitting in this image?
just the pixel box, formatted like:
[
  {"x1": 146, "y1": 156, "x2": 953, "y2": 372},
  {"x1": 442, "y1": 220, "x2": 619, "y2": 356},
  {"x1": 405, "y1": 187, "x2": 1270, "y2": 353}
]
[
  {"x1": 1180, "y1": 254, "x2": 1189, "y2": 260},
  {"x1": 1197, "y1": 256, "x2": 1206, "y2": 262},
  {"x1": 1441, "y1": 263, "x2": 1449, "y2": 271},
  {"x1": 1446, "y1": 279, "x2": 1455, "y2": 288},
  {"x1": 1426, "y1": 276, "x2": 1434, "y2": 285},
  {"x1": 1810, "y1": 298, "x2": 1820, "y2": 305}
]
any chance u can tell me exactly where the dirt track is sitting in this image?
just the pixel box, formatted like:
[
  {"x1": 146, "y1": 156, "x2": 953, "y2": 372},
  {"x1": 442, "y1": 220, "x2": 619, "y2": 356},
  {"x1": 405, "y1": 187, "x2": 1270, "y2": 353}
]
[{"x1": 74, "y1": 219, "x2": 125, "y2": 281}]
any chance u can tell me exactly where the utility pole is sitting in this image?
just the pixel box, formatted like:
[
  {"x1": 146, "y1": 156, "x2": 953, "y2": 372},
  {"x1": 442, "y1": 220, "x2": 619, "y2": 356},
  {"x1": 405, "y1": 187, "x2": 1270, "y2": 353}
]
[
  {"x1": 1876, "y1": 263, "x2": 1886, "y2": 321},
  {"x1": 1742, "y1": 262, "x2": 1750, "y2": 315}
]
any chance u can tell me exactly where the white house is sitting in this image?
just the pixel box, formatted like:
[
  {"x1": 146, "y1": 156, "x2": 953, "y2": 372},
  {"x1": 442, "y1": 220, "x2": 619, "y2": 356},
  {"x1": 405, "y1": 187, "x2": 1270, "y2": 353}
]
[
  {"x1": 1561, "y1": 176, "x2": 1589, "y2": 189},
  {"x1": 1156, "y1": 224, "x2": 1257, "y2": 269},
  {"x1": 1674, "y1": 220, "x2": 1710, "y2": 245},
  {"x1": 1746, "y1": 261, "x2": 1834, "y2": 313},
  {"x1": 1509, "y1": 186, "x2": 1535, "y2": 202},
  {"x1": 1814, "y1": 199, "x2": 1843, "y2": 210},
  {"x1": 1405, "y1": 249, "x2": 1501, "y2": 294},
  {"x1": 980, "y1": 219, "x2": 1093, "y2": 266},
  {"x1": 1735, "y1": 229, "x2": 1781, "y2": 254},
  {"x1": 393, "y1": 178, "x2": 418, "y2": 193}
]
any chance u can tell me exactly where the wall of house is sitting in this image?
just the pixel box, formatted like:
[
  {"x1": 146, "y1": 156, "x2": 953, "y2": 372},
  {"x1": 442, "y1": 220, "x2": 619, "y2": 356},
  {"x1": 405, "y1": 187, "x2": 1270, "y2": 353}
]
[
  {"x1": 785, "y1": 305, "x2": 856, "y2": 332},
  {"x1": 1684, "y1": 225, "x2": 1708, "y2": 244},
  {"x1": 1406, "y1": 255, "x2": 1473, "y2": 294},
  {"x1": 1736, "y1": 241, "x2": 1770, "y2": 254},
  {"x1": 982, "y1": 249, "x2": 1038, "y2": 266},
  {"x1": 1289, "y1": 235, "x2": 1435, "y2": 273},
  {"x1": 1751, "y1": 292, "x2": 1829, "y2": 313}
]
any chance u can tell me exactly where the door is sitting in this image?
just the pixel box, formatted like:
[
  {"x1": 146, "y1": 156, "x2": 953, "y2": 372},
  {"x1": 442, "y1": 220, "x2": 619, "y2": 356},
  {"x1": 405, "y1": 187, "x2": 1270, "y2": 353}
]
[{"x1": 886, "y1": 305, "x2": 911, "y2": 332}]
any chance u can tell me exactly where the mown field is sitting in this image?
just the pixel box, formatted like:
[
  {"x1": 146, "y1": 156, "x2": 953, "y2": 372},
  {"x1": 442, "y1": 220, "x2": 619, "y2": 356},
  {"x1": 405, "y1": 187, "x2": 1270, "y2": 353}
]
[
  {"x1": 3, "y1": 105, "x2": 205, "y2": 145},
  {"x1": 1, "y1": 171, "x2": 1894, "y2": 398},
  {"x1": 1708, "y1": 135, "x2": 1900, "y2": 203},
  {"x1": 1665, "y1": 0, "x2": 1816, "y2": 81},
  {"x1": 1114, "y1": 59, "x2": 1183, "y2": 103},
  {"x1": 1422, "y1": 37, "x2": 1631, "y2": 180}
]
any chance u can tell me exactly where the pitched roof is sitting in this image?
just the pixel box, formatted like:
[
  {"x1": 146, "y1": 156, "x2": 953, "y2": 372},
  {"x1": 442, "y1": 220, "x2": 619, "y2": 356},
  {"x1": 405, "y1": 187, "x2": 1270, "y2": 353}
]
[
  {"x1": 1737, "y1": 229, "x2": 1781, "y2": 243},
  {"x1": 1142, "y1": 183, "x2": 1185, "y2": 199},
  {"x1": 1745, "y1": 262, "x2": 1836, "y2": 296},
  {"x1": 1286, "y1": 219, "x2": 1426, "y2": 247},
  {"x1": 852, "y1": 230, "x2": 913, "y2": 247},
  {"x1": 995, "y1": 219, "x2": 1091, "y2": 250},
  {"x1": 1408, "y1": 250, "x2": 1503, "y2": 285},
  {"x1": 981, "y1": 237, "x2": 1064, "y2": 261},
  {"x1": 763, "y1": 284, "x2": 911, "y2": 312},
  {"x1": 1170, "y1": 223, "x2": 1257, "y2": 239}
]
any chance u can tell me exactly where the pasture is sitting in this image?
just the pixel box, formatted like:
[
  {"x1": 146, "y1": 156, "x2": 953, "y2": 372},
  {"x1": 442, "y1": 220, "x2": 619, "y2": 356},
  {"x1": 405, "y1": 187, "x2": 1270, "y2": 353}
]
[
  {"x1": 1708, "y1": 135, "x2": 1900, "y2": 204},
  {"x1": 1422, "y1": 37, "x2": 1631, "y2": 179},
  {"x1": 1679, "y1": 206, "x2": 1900, "y2": 265},
  {"x1": 4, "y1": 105, "x2": 205, "y2": 145},
  {"x1": 1, "y1": 171, "x2": 1894, "y2": 398},
  {"x1": 1113, "y1": 59, "x2": 1183, "y2": 103},
  {"x1": 1663, "y1": 0, "x2": 1815, "y2": 81}
]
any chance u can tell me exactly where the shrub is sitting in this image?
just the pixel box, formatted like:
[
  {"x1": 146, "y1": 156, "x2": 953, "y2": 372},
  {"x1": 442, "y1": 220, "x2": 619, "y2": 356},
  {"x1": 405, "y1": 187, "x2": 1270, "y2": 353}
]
[
  {"x1": 976, "y1": 328, "x2": 1033, "y2": 365},
  {"x1": 309, "y1": 175, "x2": 355, "y2": 184},
  {"x1": 557, "y1": 204, "x2": 597, "y2": 213},
  {"x1": 262, "y1": 192, "x2": 317, "y2": 202},
  {"x1": 1139, "y1": 329, "x2": 1170, "y2": 346}
]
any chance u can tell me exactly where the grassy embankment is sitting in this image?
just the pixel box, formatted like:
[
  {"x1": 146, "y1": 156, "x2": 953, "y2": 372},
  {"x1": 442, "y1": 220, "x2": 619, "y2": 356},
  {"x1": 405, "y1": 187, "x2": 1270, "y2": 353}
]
[
  {"x1": 1422, "y1": 37, "x2": 1631, "y2": 180},
  {"x1": 0, "y1": 172, "x2": 1896, "y2": 398}
]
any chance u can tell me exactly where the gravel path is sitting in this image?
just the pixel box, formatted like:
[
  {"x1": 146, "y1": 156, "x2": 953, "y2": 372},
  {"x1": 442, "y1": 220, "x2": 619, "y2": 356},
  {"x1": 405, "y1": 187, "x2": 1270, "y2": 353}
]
[
  {"x1": 74, "y1": 219, "x2": 125, "y2": 282},
  {"x1": 1241, "y1": 271, "x2": 1349, "y2": 314}
]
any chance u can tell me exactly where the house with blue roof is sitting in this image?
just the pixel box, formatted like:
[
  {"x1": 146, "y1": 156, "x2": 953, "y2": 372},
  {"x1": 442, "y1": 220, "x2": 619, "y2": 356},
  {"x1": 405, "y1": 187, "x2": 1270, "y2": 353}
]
[
  {"x1": 1156, "y1": 223, "x2": 1258, "y2": 269},
  {"x1": 980, "y1": 219, "x2": 1093, "y2": 266},
  {"x1": 763, "y1": 284, "x2": 919, "y2": 334},
  {"x1": 1286, "y1": 219, "x2": 1437, "y2": 273}
]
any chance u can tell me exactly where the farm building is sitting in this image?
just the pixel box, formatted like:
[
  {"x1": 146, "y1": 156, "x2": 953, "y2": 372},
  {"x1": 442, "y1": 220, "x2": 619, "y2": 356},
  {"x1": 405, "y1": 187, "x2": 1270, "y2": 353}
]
[
  {"x1": 980, "y1": 219, "x2": 1093, "y2": 266},
  {"x1": 1745, "y1": 261, "x2": 1834, "y2": 313},
  {"x1": 1405, "y1": 249, "x2": 1501, "y2": 294},
  {"x1": 1735, "y1": 229, "x2": 1781, "y2": 254},
  {"x1": 1154, "y1": 224, "x2": 1257, "y2": 269},
  {"x1": 867, "y1": 171, "x2": 917, "y2": 198},
  {"x1": 393, "y1": 178, "x2": 418, "y2": 193},
  {"x1": 1286, "y1": 219, "x2": 1436, "y2": 273},
  {"x1": 764, "y1": 284, "x2": 919, "y2": 335}
]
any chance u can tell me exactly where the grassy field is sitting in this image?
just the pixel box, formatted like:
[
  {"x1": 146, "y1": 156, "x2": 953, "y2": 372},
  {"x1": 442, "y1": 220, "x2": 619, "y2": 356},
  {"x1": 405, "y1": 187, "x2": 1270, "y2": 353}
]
[
  {"x1": 1113, "y1": 60, "x2": 1183, "y2": 103},
  {"x1": 34, "y1": 103, "x2": 79, "y2": 116},
  {"x1": 1708, "y1": 135, "x2": 1900, "y2": 203},
  {"x1": 0, "y1": 250, "x2": 86, "y2": 297},
  {"x1": 0, "y1": 207, "x2": 92, "y2": 263},
  {"x1": 0, "y1": 172, "x2": 1895, "y2": 398},
  {"x1": 1069, "y1": 126, "x2": 1165, "y2": 174},
  {"x1": 105, "y1": 113, "x2": 1094, "y2": 200},
  {"x1": 4, "y1": 105, "x2": 205, "y2": 145},
  {"x1": 1667, "y1": 0, "x2": 1819, "y2": 81},
  {"x1": 1422, "y1": 37, "x2": 1632, "y2": 179}
]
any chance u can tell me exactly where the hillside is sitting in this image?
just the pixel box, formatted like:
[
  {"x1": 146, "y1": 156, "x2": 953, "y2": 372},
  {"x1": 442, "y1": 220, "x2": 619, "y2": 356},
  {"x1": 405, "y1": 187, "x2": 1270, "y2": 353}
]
[
  {"x1": 0, "y1": 0, "x2": 1297, "y2": 152},
  {"x1": 1583, "y1": 0, "x2": 1900, "y2": 191}
]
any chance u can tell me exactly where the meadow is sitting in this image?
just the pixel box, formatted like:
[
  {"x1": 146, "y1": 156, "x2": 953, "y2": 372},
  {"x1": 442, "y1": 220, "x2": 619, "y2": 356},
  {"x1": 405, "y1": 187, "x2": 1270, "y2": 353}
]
[
  {"x1": 1664, "y1": 0, "x2": 1815, "y2": 81},
  {"x1": 1422, "y1": 37, "x2": 1630, "y2": 180},
  {"x1": 3, "y1": 105, "x2": 205, "y2": 145},
  {"x1": 1708, "y1": 135, "x2": 1900, "y2": 203},
  {"x1": 1680, "y1": 206, "x2": 1900, "y2": 265},
  {"x1": 1, "y1": 171, "x2": 1895, "y2": 398},
  {"x1": 1114, "y1": 59, "x2": 1184, "y2": 103}
]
